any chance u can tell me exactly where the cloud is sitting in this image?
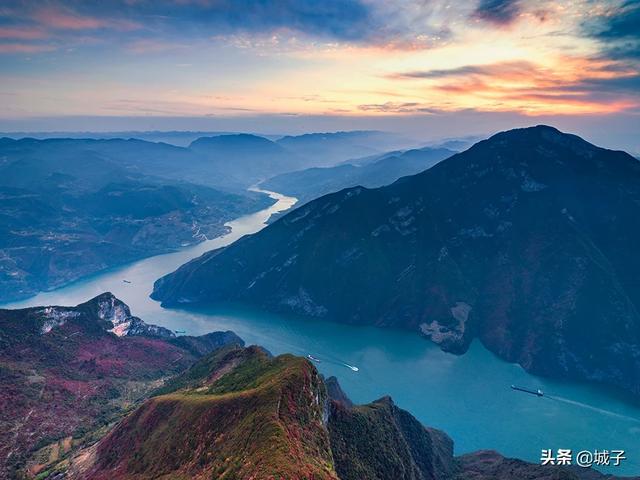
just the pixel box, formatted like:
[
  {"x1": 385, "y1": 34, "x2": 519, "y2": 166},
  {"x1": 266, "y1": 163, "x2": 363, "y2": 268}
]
[
  {"x1": 472, "y1": 0, "x2": 523, "y2": 26},
  {"x1": 31, "y1": 7, "x2": 140, "y2": 31},
  {"x1": 116, "y1": 0, "x2": 374, "y2": 41},
  {"x1": 595, "y1": 1, "x2": 640, "y2": 41},
  {"x1": 389, "y1": 61, "x2": 536, "y2": 80},
  {"x1": 556, "y1": 74, "x2": 640, "y2": 96},
  {"x1": 0, "y1": 42, "x2": 55, "y2": 53},
  {"x1": 388, "y1": 58, "x2": 640, "y2": 115},
  {"x1": 584, "y1": 1, "x2": 640, "y2": 61},
  {"x1": 0, "y1": 26, "x2": 48, "y2": 40},
  {"x1": 0, "y1": 0, "x2": 452, "y2": 54},
  {"x1": 358, "y1": 102, "x2": 441, "y2": 114}
]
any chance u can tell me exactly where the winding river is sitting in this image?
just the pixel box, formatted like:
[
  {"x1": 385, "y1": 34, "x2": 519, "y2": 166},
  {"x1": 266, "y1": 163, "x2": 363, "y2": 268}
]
[{"x1": 3, "y1": 189, "x2": 639, "y2": 475}]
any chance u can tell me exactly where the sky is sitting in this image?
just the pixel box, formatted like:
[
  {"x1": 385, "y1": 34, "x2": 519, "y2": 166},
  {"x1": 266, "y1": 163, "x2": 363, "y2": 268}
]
[{"x1": 0, "y1": 0, "x2": 638, "y2": 151}]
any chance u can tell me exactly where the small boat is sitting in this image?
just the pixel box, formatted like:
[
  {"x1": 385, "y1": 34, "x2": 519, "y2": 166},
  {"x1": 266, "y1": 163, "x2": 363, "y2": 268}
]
[
  {"x1": 174, "y1": 330, "x2": 186, "y2": 334},
  {"x1": 307, "y1": 354, "x2": 321, "y2": 363},
  {"x1": 123, "y1": 280, "x2": 132, "y2": 284},
  {"x1": 511, "y1": 385, "x2": 544, "y2": 397},
  {"x1": 344, "y1": 364, "x2": 359, "y2": 372}
]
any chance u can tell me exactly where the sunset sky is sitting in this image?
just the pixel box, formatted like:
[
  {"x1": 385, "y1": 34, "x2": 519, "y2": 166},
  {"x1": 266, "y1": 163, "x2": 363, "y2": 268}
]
[{"x1": 0, "y1": 1, "x2": 638, "y2": 150}]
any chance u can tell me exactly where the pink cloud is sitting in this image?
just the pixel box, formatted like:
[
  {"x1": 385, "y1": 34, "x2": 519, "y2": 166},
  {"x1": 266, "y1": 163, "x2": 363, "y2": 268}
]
[
  {"x1": 0, "y1": 43, "x2": 55, "y2": 53},
  {"x1": 32, "y1": 8, "x2": 140, "y2": 31},
  {"x1": 0, "y1": 27, "x2": 49, "y2": 40}
]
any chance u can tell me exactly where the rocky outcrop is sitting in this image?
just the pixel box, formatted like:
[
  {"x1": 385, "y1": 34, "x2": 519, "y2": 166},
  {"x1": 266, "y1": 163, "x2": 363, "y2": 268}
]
[{"x1": 0, "y1": 293, "x2": 243, "y2": 478}]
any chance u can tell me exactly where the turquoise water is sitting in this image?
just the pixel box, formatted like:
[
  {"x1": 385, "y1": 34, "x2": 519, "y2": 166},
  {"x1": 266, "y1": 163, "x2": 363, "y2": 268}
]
[{"x1": 3, "y1": 189, "x2": 639, "y2": 475}]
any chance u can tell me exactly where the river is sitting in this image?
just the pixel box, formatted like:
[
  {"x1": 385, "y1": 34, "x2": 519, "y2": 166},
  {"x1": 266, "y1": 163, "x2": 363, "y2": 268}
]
[{"x1": 2, "y1": 189, "x2": 639, "y2": 475}]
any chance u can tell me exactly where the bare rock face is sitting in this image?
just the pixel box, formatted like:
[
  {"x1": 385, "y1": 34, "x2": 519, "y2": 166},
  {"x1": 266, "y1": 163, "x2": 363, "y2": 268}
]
[
  {"x1": 78, "y1": 292, "x2": 175, "y2": 338},
  {"x1": 153, "y1": 126, "x2": 640, "y2": 398}
]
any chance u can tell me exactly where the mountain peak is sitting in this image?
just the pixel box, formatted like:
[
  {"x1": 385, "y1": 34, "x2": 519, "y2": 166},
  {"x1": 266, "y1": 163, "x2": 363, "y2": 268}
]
[
  {"x1": 153, "y1": 127, "x2": 640, "y2": 399},
  {"x1": 80, "y1": 347, "x2": 338, "y2": 480},
  {"x1": 190, "y1": 133, "x2": 278, "y2": 150},
  {"x1": 73, "y1": 292, "x2": 175, "y2": 338},
  {"x1": 479, "y1": 124, "x2": 596, "y2": 156}
]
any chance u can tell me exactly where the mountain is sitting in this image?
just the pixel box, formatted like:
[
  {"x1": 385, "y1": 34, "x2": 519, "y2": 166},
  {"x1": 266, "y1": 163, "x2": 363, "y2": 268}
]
[
  {"x1": 64, "y1": 344, "x2": 626, "y2": 480},
  {"x1": 275, "y1": 131, "x2": 416, "y2": 167},
  {"x1": 0, "y1": 137, "x2": 214, "y2": 187},
  {"x1": 190, "y1": 133, "x2": 304, "y2": 185},
  {"x1": 71, "y1": 345, "x2": 338, "y2": 480},
  {"x1": 0, "y1": 137, "x2": 273, "y2": 302},
  {"x1": 0, "y1": 131, "x2": 242, "y2": 147},
  {"x1": 0, "y1": 135, "x2": 290, "y2": 191},
  {"x1": 262, "y1": 146, "x2": 456, "y2": 205},
  {"x1": 0, "y1": 292, "x2": 243, "y2": 478},
  {"x1": 152, "y1": 126, "x2": 640, "y2": 398},
  {"x1": 328, "y1": 395, "x2": 455, "y2": 480},
  {"x1": 2, "y1": 296, "x2": 630, "y2": 480},
  {"x1": 425, "y1": 135, "x2": 484, "y2": 153}
]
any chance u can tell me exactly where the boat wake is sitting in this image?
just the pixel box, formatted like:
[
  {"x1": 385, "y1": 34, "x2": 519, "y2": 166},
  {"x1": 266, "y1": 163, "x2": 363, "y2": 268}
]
[
  {"x1": 305, "y1": 353, "x2": 359, "y2": 372},
  {"x1": 546, "y1": 395, "x2": 640, "y2": 423},
  {"x1": 307, "y1": 354, "x2": 321, "y2": 363}
]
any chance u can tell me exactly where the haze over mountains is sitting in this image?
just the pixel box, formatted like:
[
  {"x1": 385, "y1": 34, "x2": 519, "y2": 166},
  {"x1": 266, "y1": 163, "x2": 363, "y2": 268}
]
[
  {"x1": 153, "y1": 126, "x2": 640, "y2": 398},
  {"x1": 262, "y1": 146, "x2": 457, "y2": 205},
  {"x1": 0, "y1": 137, "x2": 271, "y2": 302},
  {"x1": 0, "y1": 130, "x2": 414, "y2": 303}
]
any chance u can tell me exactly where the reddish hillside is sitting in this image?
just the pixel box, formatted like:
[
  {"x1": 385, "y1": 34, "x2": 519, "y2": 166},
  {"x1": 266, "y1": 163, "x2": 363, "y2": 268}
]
[
  {"x1": 73, "y1": 345, "x2": 339, "y2": 480},
  {"x1": 0, "y1": 293, "x2": 242, "y2": 478}
]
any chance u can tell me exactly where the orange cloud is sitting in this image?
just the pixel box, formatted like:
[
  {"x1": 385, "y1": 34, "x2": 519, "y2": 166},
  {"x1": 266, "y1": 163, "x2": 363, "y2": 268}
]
[{"x1": 388, "y1": 56, "x2": 640, "y2": 115}]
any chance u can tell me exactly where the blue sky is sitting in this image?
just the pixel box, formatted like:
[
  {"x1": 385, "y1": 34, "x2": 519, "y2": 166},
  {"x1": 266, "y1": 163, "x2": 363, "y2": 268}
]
[{"x1": 0, "y1": 1, "x2": 638, "y2": 151}]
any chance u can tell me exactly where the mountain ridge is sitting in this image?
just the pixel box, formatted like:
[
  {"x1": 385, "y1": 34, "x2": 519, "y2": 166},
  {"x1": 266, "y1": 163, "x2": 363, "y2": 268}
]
[
  {"x1": 66, "y1": 342, "x2": 635, "y2": 480},
  {"x1": 152, "y1": 125, "x2": 640, "y2": 397},
  {"x1": 0, "y1": 293, "x2": 243, "y2": 477},
  {"x1": 261, "y1": 146, "x2": 456, "y2": 205}
]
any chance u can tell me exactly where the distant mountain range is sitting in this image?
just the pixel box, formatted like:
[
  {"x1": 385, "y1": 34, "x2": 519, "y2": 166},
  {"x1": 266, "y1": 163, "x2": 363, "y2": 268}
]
[
  {"x1": 2, "y1": 294, "x2": 632, "y2": 479},
  {"x1": 0, "y1": 131, "x2": 242, "y2": 147},
  {"x1": 0, "y1": 130, "x2": 422, "y2": 302},
  {"x1": 262, "y1": 146, "x2": 456, "y2": 205},
  {"x1": 0, "y1": 129, "x2": 411, "y2": 153},
  {"x1": 153, "y1": 125, "x2": 640, "y2": 398},
  {"x1": 275, "y1": 130, "x2": 415, "y2": 166},
  {"x1": 0, "y1": 137, "x2": 274, "y2": 302},
  {"x1": 189, "y1": 133, "x2": 303, "y2": 186},
  {"x1": 0, "y1": 131, "x2": 415, "y2": 190}
]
